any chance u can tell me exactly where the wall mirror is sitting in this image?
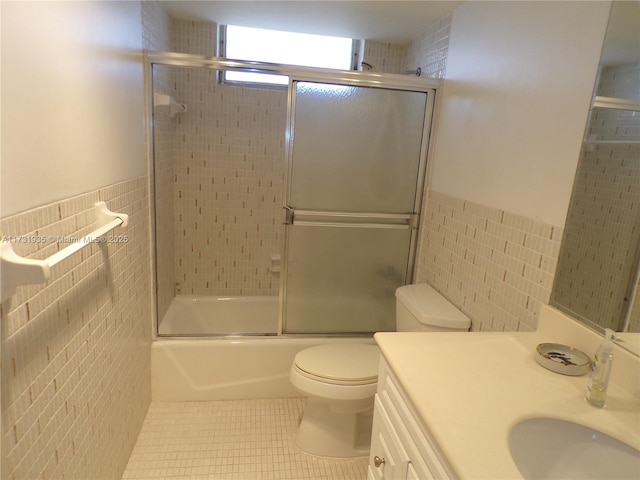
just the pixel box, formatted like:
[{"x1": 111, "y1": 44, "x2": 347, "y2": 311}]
[{"x1": 551, "y1": 1, "x2": 640, "y2": 350}]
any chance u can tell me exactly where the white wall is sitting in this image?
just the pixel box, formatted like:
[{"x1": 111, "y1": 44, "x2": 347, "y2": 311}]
[
  {"x1": 1, "y1": 1, "x2": 146, "y2": 216},
  {"x1": 429, "y1": 1, "x2": 611, "y2": 226}
]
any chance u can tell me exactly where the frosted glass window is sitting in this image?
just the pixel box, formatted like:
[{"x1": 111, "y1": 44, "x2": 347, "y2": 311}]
[{"x1": 221, "y1": 25, "x2": 354, "y2": 85}]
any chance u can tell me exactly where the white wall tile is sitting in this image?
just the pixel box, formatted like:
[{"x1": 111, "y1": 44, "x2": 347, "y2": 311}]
[
  {"x1": 156, "y1": 20, "x2": 287, "y2": 299},
  {"x1": 1, "y1": 178, "x2": 151, "y2": 480},
  {"x1": 416, "y1": 190, "x2": 563, "y2": 332},
  {"x1": 404, "y1": 15, "x2": 452, "y2": 79}
]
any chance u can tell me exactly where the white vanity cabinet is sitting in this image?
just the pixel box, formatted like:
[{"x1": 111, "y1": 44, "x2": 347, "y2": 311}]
[{"x1": 368, "y1": 359, "x2": 454, "y2": 480}]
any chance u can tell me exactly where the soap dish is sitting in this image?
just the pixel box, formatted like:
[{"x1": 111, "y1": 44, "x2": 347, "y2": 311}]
[{"x1": 535, "y1": 343, "x2": 591, "y2": 376}]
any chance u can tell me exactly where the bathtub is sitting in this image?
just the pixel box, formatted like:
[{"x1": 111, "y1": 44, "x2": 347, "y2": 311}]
[
  {"x1": 154, "y1": 295, "x2": 376, "y2": 400},
  {"x1": 158, "y1": 295, "x2": 279, "y2": 335},
  {"x1": 151, "y1": 336, "x2": 376, "y2": 401}
]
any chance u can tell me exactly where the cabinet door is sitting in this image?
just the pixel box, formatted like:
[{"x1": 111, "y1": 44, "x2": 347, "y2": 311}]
[
  {"x1": 407, "y1": 459, "x2": 438, "y2": 480},
  {"x1": 379, "y1": 361, "x2": 453, "y2": 479},
  {"x1": 369, "y1": 395, "x2": 410, "y2": 480}
]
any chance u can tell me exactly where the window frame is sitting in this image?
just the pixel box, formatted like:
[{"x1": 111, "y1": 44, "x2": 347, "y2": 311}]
[{"x1": 218, "y1": 25, "x2": 361, "y2": 88}]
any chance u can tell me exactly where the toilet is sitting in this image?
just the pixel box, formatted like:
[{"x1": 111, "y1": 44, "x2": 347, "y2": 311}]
[{"x1": 289, "y1": 283, "x2": 471, "y2": 457}]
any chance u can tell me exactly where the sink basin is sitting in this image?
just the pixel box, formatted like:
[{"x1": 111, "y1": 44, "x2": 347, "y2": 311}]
[{"x1": 509, "y1": 417, "x2": 640, "y2": 479}]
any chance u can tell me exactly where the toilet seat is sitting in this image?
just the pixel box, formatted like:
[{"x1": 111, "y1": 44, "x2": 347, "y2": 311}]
[{"x1": 293, "y1": 344, "x2": 379, "y2": 386}]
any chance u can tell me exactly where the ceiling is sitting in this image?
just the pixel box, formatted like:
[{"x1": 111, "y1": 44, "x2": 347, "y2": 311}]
[
  {"x1": 161, "y1": 1, "x2": 464, "y2": 44},
  {"x1": 161, "y1": 1, "x2": 638, "y2": 64}
]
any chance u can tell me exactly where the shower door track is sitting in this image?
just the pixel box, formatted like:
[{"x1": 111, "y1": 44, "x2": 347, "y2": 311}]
[{"x1": 145, "y1": 51, "x2": 441, "y2": 92}]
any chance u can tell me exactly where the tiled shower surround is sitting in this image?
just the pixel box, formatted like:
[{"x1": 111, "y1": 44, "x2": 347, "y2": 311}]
[
  {"x1": 170, "y1": 67, "x2": 287, "y2": 297},
  {"x1": 154, "y1": 15, "x2": 454, "y2": 304},
  {"x1": 153, "y1": 20, "x2": 287, "y2": 299},
  {"x1": 405, "y1": 14, "x2": 452, "y2": 79},
  {"x1": 362, "y1": 41, "x2": 406, "y2": 74},
  {"x1": 0, "y1": 178, "x2": 151, "y2": 480},
  {"x1": 364, "y1": 14, "x2": 452, "y2": 78}
]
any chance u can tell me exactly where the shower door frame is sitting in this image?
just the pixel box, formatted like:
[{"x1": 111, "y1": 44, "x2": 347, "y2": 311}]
[
  {"x1": 144, "y1": 51, "x2": 439, "y2": 338},
  {"x1": 280, "y1": 78, "x2": 436, "y2": 335}
]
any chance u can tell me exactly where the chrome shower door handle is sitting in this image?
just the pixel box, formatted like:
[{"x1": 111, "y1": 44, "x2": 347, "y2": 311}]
[{"x1": 283, "y1": 206, "x2": 295, "y2": 225}]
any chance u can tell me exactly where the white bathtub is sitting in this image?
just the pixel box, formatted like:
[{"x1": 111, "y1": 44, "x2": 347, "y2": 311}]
[
  {"x1": 151, "y1": 336, "x2": 376, "y2": 401},
  {"x1": 158, "y1": 295, "x2": 279, "y2": 335}
]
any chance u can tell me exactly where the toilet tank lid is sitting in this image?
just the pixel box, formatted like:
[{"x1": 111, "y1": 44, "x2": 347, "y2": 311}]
[{"x1": 396, "y1": 283, "x2": 471, "y2": 329}]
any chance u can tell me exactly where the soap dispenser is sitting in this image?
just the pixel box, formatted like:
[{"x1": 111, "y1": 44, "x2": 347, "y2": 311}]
[{"x1": 585, "y1": 329, "x2": 615, "y2": 408}]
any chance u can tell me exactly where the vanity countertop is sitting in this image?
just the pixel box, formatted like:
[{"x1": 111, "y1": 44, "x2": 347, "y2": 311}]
[{"x1": 374, "y1": 329, "x2": 640, "y2": 479}]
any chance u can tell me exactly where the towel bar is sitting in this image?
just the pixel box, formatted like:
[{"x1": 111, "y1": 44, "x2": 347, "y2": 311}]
[{"x1": 0, "y1": 202, "x2": 128, "y2": 301}]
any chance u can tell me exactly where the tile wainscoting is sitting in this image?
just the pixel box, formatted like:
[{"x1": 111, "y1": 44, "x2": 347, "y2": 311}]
[
  {"x1": 416, "y1": 190, "x2": 563, "y2": 332},
  {"x1": 1, "y1": 177, "x2": 152, "y2": 480}
]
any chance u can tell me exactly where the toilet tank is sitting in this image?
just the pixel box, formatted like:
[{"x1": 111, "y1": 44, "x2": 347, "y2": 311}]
[{"x1": 395, "y1": 284, "x2": 471, "y2": 332}]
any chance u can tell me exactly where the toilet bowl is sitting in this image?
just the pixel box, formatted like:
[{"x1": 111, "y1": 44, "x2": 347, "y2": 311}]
[
  {"x1": 290, "y1": 283, "x2": 471, "y2": 457},
  {"x1": 290, "y1": 343, "x2": 379, "y2": 457}
]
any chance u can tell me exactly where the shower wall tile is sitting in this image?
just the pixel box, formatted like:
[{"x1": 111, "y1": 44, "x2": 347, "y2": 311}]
[
  {"x1": 404, "y1": 14, "x2": 452, "y2": 79},
  {"x1": 161, "y1": 17, "x2": 453, "y2": 304},
  {"x1": 142, "y1": 0, "x2": 172, "y2": 53},
  {"x1": 0, "y1": 177, "x2": 152, "y2": 480},
  {"x1": 171, "y1": 71, "x2": 287, "y2": 296},
  {"x1": 173, "y1": 19, "x2": 217, "y2": 56},
  {"x1": 362, "y1": 40, "x2": 407, "y2": 74},
  {"x1": 167, "y1": 20, "x2": 286, "y2": 297},
  {"x1": 170, "y1": 21, "x2": 286, "y2": 298},
  {"x1": 416, "y1": 190, "x2": 563, "y2": 332}
]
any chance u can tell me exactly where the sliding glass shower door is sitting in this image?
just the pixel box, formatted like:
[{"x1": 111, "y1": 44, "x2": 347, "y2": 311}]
[{"x1": 282, "y1": 81, "x2": 429, "y2": 334}]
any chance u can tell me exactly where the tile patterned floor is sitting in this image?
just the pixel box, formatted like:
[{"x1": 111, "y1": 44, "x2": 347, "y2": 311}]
[{"x1": 122, "y1": 398, "x2": 369, "y2": 480}]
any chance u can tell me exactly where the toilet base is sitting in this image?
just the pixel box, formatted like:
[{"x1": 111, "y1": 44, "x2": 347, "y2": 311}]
[{"x1": 295, "y1": 398, "x2": 373, "y2": 457}]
